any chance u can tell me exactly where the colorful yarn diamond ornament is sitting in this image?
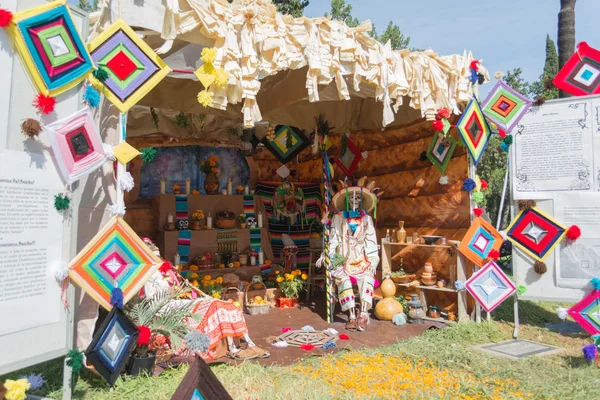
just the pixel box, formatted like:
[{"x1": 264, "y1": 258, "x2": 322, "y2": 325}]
[
  {"x1": 426, "y1": 132, "x2": 457, "y2": 176},
  {"x1": 68, "y1": 216, "x2": 162, "y2": 310},
  {"x1": 465, "y1": 260, "x2": 516, "y2": 313},
  {"x1": 334, "y1": 135, "x2": 362, "y2": 176},
  {"x1": 261, "y1": 125, "x2": 310, "y2": 164},
  {"x1": 482, "y1": 80, "x2": 532, "y2": 133},
  {"x1": 88, "y1": 19, "x2": 171, "y2": 113},
  {"x1": 458, "y1": 217, "x2": 504, "y2": 266},
  {"x1": 4, "y1": 0, "x2": 94, "y2": 97},
  {"x1": 456, "y1": 97, "x2": 493, "y2": 164},
  {"x1": 553, "y1": 42, "x2": 600, "y2": 97},
  {"x1": 568, "y1": 284, "x2": 600, "y2": 335}
]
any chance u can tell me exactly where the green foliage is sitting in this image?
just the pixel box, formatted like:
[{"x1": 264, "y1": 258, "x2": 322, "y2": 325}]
[
  {"x1": 326, "y1": 0, "x2": 359, "y2": 27},
  {"x1": 278, "y1": 273, "x2": 306, "y2": 298},
  {"x1": 375, "y1": 21, "x2": 410, "y2": 50},
  {"x1": 125, "y1": 289, "x2": 199, "y2": 351},
  {"x1": 476, "y1": 135, "x2": 509, "y2": 229},
  {"x1": 272, "y1": 0, "x2": 309, "y2": 17},
  {"x1": 173, "y1": 112, "x2": 189, "y2": 128},
  {"x1": 77, "y1": 0, "x2": 99, "y2": 12},
  {"x1": 503, "y1": 68, "x2": 532, "y2": 97},
  {"x1": 150, "y1": 108, "x2": 160, "y2": 131}
]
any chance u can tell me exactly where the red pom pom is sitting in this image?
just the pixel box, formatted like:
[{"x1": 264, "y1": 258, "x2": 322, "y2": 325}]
[
  {"x1": 159, "y1": 261, "x2": 172, "y2": 274},
  {"x1": 432, "y1": 120, "x2": 444, "y2": 132},
  {"x1": 0, "y1": 8, "x2": 13, "y2": 27},
  {"x1": 566, "y1": 225, "x2": 581, "y2": 242},
  {"x1": 480, "y1": 179, "x2": 488, "y2": 190},
  {"x1": 497, "y1": 129, "x2": 507, "y2": 138},
  {"x1": 488, "y1": 249, "x2": 500, "y2": 260},
  {"x1": 339, "y1": 334, "x2": 350, "y2": 340},
  {"x1": 436, "y1": 108, "x2": 451, "y2": 119},
  {"x1": 473, "y1": 208, "x2": 484, "y2": 217},
  {"x1": 470, "y1": 60, "x2": 480, "y2": 71},
  {"x1": 300, "y1": 343, "x2": 315, "y2": 351},
  {"x1": 33, "y1": 93, "x2": 56, "y2": 114},
  {"x1": 137, "y1": 326, "x2": 151, "y2": 346}
]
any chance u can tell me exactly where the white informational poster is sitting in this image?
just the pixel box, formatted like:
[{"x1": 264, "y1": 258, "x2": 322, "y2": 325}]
[
  {"x1": 554, "y1": 192, "x2": 600, "y2": 289},
  {"x1": 512, "y1": 99, "x2": 595, "y2": 198},
  {"x1": 0, "y1": 151, "x2": 64, "y2": 336}
]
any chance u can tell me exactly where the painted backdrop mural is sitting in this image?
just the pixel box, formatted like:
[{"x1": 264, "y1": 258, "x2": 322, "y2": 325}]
[{"x1": 139, "y1": 146, "x2": 250, "y2": 198}]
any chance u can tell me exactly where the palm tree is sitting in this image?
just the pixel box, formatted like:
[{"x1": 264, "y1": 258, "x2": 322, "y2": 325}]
[{"x1": 557, "y1": 0, "x2": 576, "y2": 98}]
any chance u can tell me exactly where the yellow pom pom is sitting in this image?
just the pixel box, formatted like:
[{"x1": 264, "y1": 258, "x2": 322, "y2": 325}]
[
  {"x1": 197, "y1": 90, "x2": 212, "y2": 107},
  {"x1": 214, "y1": 68, "x2": 229, "y2": 86},
  {"x1": 201, "y1": 47, "x2": 217, "y2": 64},
  {"x1": 5, "y1": 379, "x2": 30, "y2": 400}
]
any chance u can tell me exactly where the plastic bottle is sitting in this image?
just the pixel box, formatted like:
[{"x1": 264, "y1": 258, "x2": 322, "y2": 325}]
[{"x1": 385, "y1": 229, "x2": 390, "y2": 242}]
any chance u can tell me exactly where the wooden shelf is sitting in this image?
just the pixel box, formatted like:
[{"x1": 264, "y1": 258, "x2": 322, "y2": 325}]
[
  {"x1": 422, "y1": 316, "x2": 456, "y2": 324},
  {"x1": 382, "y1": 241, "x2": 453, "y2": 249},
  {"x1": 394, "y1": 282, "x2": 459, "y2": 293}
]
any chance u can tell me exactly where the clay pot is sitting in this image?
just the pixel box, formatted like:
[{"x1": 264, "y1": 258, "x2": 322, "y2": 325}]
[
  {"x1": 204, "y1": 172, "x2": 219, "y2": 195},
  {"x1": 277, "y1": 297, "x2": 298, "y2": 308},
  {"x1": 192, "y1": 221, "x2": 203, "y2": 230},
  {"x1": 380, "y1": 276, "x2": 397, "y2": 298},
  {"x1": 374, "y1": 297, "x2": 404, "y2": 321}
]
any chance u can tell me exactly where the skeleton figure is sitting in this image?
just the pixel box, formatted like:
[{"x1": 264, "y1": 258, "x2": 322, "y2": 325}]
[
  {"x1": 328, "y1": 183, "x2": 379, "y2": 332},
  {"x1": 246, "y1": 216, "x2": 257, "y2": 228}
]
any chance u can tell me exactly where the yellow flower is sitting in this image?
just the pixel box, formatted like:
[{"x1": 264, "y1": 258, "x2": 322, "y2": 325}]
[
  {"x1": 192, "y1": 280, "x2": 199, "y2": 287},
  {"x1": 201, "y1": 47, "x2": 217, "y2": 64},
  {"x1": 214, "y1": 68, "x2": 229, "y2": 86},
  {"x1": 293, "y1": 270, "x2": 301, "y2": 276},
  {"x1": 5, "y1": 379, "x2": 30, "y2": 400},
  {"x1": 202, "y1": 281, "x2": 209, "y2": 287},
  {"x1": 189, "y1": 273, "x2": 199, "y2": 279},
  {"x1": 216, "y1": 276, "x2": 223, "y2": 284},
  {"x1": 203, "y1": 275, "x2": 211, "y2": 281},
  {"x1": 275, "y1": 270, "x2": 280, "y2": 275},
  {"x1": 197, "y1": 90, "x2": 212, "y2": 107},
  {"x1": 301, "y1": 273, "x2": 308, "y2": 280},
  {"x1": 285, "y1": 273, "x2": 294, "y2": 281},
  {"x1": 213, "y1": 292, "x2": 221, "y2": 299},
  {"x1": 189, "y1": 265, "x2": 199, "y2": 271},
  {"x1": 276, "y1": 276, "x2": 284, "y2": 283}
]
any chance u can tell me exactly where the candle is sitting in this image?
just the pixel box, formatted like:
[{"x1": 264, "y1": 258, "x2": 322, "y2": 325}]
[
  {"x1": 250, "y1": 254, "x2": 256, "y2": 266},
  {"x1": 244, "y1": 185, "x2": 250, "y2": 195},
  {"x1": 160, "y1": 179, "x2": 166, "y2": 195},
  {"x1": 258, "y1": 248, "x2": 264, "y2": 265},
  {"x1": 167, "y1": 213, "x2": 174, "y2": 223},
  {"x1": 258, "y1": 211, "x2": 263, "y2": 228},
  {"x1": 174, "y1": 253, "x2": 180, "y2": 266},
  {"x1": 227, "y1": 178, "x2": 232, "y2": 195},
  {"x1": 185, "y1": 178, "x2": 191, "y2": 194},
  {"x1": 207, "y1": 212, "x2": 212, "y2": 229}
]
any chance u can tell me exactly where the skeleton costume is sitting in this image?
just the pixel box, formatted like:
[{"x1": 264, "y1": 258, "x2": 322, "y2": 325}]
[{"x1": 328, "y1": 178, "x2": 381, "y2": 331}]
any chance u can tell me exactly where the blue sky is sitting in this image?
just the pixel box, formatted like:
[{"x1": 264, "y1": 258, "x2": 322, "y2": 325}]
[{"x1": 305, "y1": 0, "x2": 597, "y2": 87}]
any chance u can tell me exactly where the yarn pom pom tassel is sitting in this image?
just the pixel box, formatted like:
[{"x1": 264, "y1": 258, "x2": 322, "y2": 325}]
[
  {"x1": 54, "y1": 193, "x2": 71, "y2": 211},
  {"x1": 33, "y1": 93, "x2": 56, "y2": 114},
  {"x1": 473, "y1": 208, "x2": 484, "y2": 217},
  {"x1": 583, "y1": 344, "x2": 597, "y2": 362},
  {"x1": 185, "y1": 331, "x2": 210, "y2": 353},
  {"x1": 534, "y1": 260, "x2": 547, "y2": 274},
  {"x1": 108, "y1": 203, "x2": 126, "y2": 217},
  {"x1": 472, "y1": 191, "x2": 484, "y2": 205},
  {"x1": 517, "y1": 285, "x2": 527, "y2": 295},
  {"x1": 92, "y1": 67, "x2": 109, "y2": 82},
  {"x1": 21, "y1": 118, "x2": 42, "y2": 139},
  {"x1": 53, "y1": 261, "x2": 69, "y2": 283},
  {"x1": 556, "y1": 307, "x2": 568, "y2": 321},
  {"x1": 83, "y1": 85, "x2": 100, "y2": 108},
  {"x1": 110, "y1": 287, "x2": 124, "y2": 309},
  {"x1": 0, "y1": 8, "x2": 13, "y2": 27},
  {"x1": 140, "y1": 147, "x2": 157, "y2": 163},
  {"x1": 566, "y1": 225, "x2": 581, "y2": 242},
  {"x1": 462, "y1": 178, "x2": 476, "y2": 192},
  {"x1": 590, "y1": 277, "x2": 600, "y2": 291},
  {"x1": 439, "y1": 175, "x2": 449, "y2": 185},
  {"x1": 65, "y1": 349, "x2": 84, "y2": 388},
  {"x1": 517, "y1": 200, "x2": 536, "y2": 211},
  {"x1": 488, "y1": 249, "x2": 500, "y2": 260},
  {"x1": 103, "y1": 143, "x2": 115, "y2": 161}
]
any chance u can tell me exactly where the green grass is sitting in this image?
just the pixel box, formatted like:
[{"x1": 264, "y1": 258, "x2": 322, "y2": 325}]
[{"x1": 3, "y1": 300, "x2": 597, "y2": 399}]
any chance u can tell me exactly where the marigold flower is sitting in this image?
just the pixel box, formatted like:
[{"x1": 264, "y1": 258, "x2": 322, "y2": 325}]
[
  {"x1": 277, "y1": 276, "x2": 284, "y2": 283},
  {"x1": 211, "y1": 167, "x2": 218, "y2": 173}
]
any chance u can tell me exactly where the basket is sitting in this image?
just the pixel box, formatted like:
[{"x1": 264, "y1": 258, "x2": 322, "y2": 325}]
[
  {"x1": 155, "y1": 349, "x2": 173, "y2": 364},
  {"x1": 216, "y1": 211, "x2": 236, "y2": 229},
  {"x1": 244, "y1": 279, "x2": 270, "y2": 315},
  {"x1": 222, "y1": 286, "x2": 242, "y2": 303},
  {"x1": 391, "y1": 274, "x2": 416, "y2": 284}
]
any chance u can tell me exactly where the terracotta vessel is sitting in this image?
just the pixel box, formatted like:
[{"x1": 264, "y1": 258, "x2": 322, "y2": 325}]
[
  {"x1": 277, "y1": 297, "x2": 298, "y2": 308},
  {"x1": 380, "y1": 276, "x2": 397, "y2": 298},
  {"x1": 192, "y1": 221, "x2": 203, "y2": 230},
  {"x1": 204, "y1": 172, "x2": 219, "y2": 195}
]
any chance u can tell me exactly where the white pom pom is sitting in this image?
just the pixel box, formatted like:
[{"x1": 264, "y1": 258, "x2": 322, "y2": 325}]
[
  {"x1": 361, "y1": 151, "x2": 368, "y2": 159},
  {"x1": 103, "y1": 143, "x2": 115, "y2": 161},
  {"x1": 439, "y1": 175, "x2": 449, "y2": 185},
  {"x1": 53, "y1": 261, "x2": 69, "y2": 283},
  {"x1": 556, "y1": 307, "x2": 568, "y2": 321},
  {"x1": 273, "y1": 340, "x2": 288, "y2": 348},
  {"x1": 109, "y1": 203, "x2": 126, "y2": 217},
  {"x1": 118, "y1": 171, "x2": 134, "y2": 192},
  {"x1": 301, "y1": 325, "x2": 315, "y2": 331},
  {"x1": 324, "y1": 328, "x2": 339, "y2": 335},
  {"x1": 494, "y1": 71, "x2": 504, "y2": 80}
]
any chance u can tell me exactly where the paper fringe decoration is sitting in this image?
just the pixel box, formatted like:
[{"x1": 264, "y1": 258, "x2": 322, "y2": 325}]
[
  {"x1": 439, "y1": 175, "x2": 449, "y2": 185},
  {"x1": 462, "y1": 178, "x2": 476, "y2": 192},
  {"x1": 65, "y1": 349, "x2": 84, "y2": 388},
  {"x1": 54, "y1": 193, "x2": 70, "y2": 211},
  {"x1": 103, "y1": 143, "x2": 116, "y2": 161},
  {"x1": 566, "y1": 225, "x2": 581, "y2": 242},
  {"x1": 33, "y1": 93, "x2": 56, "y2": 114},
  {"x1": 590, "y1": 277, "x2": 600, "y2": 291},
  {"x1": 110, "y1": 287, "x2": 124, "y2": 309},
  {"x1": 118, "y1": 171, "x2": 135, "y2": 192},
  {"x1": 556, "y1": 307, "x2": 568, "y2": 321},
  {"x1": 53, "y1": 261, "x2": 69, "y2": 283},
  {"x1": 21, "y1": 118, "x2": 42, "y2": 139},
  {"x1": 534, "y1": 260, "x2": 547, "y2": 274},
  {"x1": 84, "y1": 85, "x2": 100, "y2": 108},
  {"x1": 517, "y1": 200, "x2": 536, "y2": 210},
  {"x1": 140, "y1": 147, "x2": 157, "y2": 163},
  {"x1": 108, "y1": 203, "x2": 126, "y2": 217},
  {"x1": 0, "y1": 8, "x2": 14, "y2": 27},
  {"x1": 184, "y1": 331, "x2": 211, "y2": 353},
  {"x1": 20, "y1": 374, "x2": 45, "y2": 391},
  {"x1": 273, "y1": 341, "x2": 288, "y2": 348}
]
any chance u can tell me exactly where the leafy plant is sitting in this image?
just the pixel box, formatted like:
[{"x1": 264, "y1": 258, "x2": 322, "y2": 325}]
[
  {"x1": 277, "y1": 270, "x2": 307, "y2": 298},
  {"x1": 200, "y1": 155, "x2": 219, "y2": 174},
  {"x1": 390, "y1": 269, "x2": 407, "y2": 277},
  {"x1": 125, "y1": 288, "x2": 199, "y2": 352},
  {"x1": 394, "y1": 295, "x2": 408, "y2": 312}
]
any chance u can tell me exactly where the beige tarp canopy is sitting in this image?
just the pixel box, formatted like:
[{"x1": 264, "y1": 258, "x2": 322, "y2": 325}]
[{"x1": 91, "y1": 0, "x2": 487, "y2": 136}]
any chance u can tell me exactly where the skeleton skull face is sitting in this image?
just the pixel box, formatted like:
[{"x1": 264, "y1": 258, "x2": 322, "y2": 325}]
[
  {"x1": 349, "y1": 191, "x2": 363, "y2": 211},
  {"x1": 246, "y1": 216, "x2": 257, "y2": 228}
]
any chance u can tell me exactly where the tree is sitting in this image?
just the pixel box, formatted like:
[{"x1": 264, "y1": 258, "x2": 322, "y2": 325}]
[
  {"x1": 528, "y1": 35, "x2": 560, "y2": 100},
  {"x1": 557, "y1": 0, "x2": 576, "y2": 98},
  {"x1": 78, "y1": 0, "x2": 98, "y2": 12},
  {"x1": 326, "y1": 0, "x2": 359, "y2": 27},
  {"x1": 272, "y1": 0, "x2": 309, "y2": 18},
  {"x1": 504, "y1": 68, "x2": 532, "y2": 97},
  {"x1": 377, "y1": 21, "x2": 410, "y2": 50}
]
